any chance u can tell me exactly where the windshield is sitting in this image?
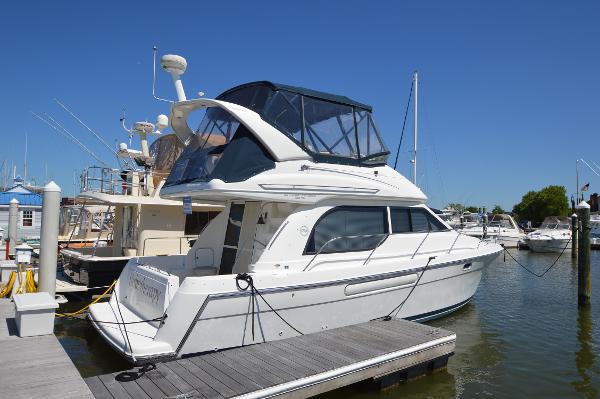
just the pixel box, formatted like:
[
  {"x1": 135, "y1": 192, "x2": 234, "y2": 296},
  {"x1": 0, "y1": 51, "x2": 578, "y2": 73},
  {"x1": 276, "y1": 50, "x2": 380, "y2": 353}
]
[
  {"x1": 165, "y1": 107, "x2": 276, "y2": 187},
  {"x1": 166, "y1": 107, "x2": 239, "y2": 185},
  {"x1": 540, "y1": 217, "x2": 570, "y2": 230}
]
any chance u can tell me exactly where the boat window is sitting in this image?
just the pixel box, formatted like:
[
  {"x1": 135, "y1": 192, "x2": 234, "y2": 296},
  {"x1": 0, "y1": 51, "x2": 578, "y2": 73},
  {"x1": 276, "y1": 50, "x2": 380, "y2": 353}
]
[
  {"x1": 263, "y1": 91, "x2": 303, "y2": 144},
  {"x1": 390, "y1": 207, "x2": 448, "y2": 233},
  {"x1": 165, "y1": 108, "x2": 275, "y2": 187},
  {"x1": 355, "y1": 110, "x2": 387, "y2": 163},
  {"x1": 302, "y1": 97, "x2": 357, "y2": 159},
  {"x1": 305, "y1": 206, "x2": 388, "y2": 254},
  {"x1": 390, "y1": 208, "x2": 411, "y2": 233},
  {"x1": 220, "y1": 204, "x2": 245, "y2": 275},
  {"x1": 184, "y1": 211, "x2": 220, "y2": 235}
]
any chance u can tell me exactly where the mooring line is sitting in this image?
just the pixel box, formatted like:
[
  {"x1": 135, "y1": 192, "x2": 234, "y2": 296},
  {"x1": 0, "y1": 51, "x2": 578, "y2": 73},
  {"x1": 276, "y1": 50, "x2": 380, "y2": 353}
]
[{"x1": 502, "y1": 237, "x2": 571, "y2": 278}]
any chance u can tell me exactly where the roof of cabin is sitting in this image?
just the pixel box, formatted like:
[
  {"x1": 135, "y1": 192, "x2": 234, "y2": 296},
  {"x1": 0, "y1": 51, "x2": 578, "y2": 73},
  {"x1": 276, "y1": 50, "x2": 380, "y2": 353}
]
[{"x1": 217, "y1": 81, "x2": 373, "y2": 111}]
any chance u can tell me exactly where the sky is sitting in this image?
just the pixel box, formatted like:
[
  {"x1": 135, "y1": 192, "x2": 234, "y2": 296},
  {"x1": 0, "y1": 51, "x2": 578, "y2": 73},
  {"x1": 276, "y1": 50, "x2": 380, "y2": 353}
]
[{"x1": 1, "y1": 1, "x2": 599, "y2": 210}]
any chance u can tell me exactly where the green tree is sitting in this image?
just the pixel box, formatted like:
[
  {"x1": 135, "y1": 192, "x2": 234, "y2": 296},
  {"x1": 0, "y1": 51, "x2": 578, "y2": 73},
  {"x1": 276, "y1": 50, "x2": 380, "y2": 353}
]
[
  {"x1": 512, "y1": 185, "x2": 569, "y2": 224},
  {"x1": 491, "y1": 205, "x2": 505, "y2": 214},
  {"x1": 446, "y1": 203, "x2": 465, "y2": 212},
  {"x1": 465, "y1": 206, "x2": 479, "y2": 213}
]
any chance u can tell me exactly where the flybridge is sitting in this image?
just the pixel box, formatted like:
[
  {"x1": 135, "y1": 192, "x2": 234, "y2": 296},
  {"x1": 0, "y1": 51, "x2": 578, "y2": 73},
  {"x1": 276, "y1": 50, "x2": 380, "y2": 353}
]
[
  {"x1": 155, "y1": 52, "x2": 391, "y2": 189},
  {"x1": 216, "y1": 81, "x2": 389, "y2": 166}
]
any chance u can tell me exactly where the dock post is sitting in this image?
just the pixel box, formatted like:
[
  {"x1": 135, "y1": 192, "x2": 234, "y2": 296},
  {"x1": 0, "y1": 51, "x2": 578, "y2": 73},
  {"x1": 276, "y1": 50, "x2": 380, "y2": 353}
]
[
  {"x1": 576, "y1": 201, "x2": 591, "y2": 307},
  {"x1": 38, "y1": 182, "x2": 61, "y2": 296},
  {"x1": 571, "y1": 213, "x2": 578, "y2": 259},
  {"x1": 7, "y1": 198, "x2": 19, "y2": 258}
]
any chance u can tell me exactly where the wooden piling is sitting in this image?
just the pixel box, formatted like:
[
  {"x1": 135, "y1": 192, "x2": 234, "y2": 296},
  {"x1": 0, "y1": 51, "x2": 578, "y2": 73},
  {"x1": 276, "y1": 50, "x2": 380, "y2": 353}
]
[
  {"x1": 571, "y1": 213, "x2": 578, "y2": 259},
  {"x1": 576, "y1": 202, "x2": 591, "y2": 307}
]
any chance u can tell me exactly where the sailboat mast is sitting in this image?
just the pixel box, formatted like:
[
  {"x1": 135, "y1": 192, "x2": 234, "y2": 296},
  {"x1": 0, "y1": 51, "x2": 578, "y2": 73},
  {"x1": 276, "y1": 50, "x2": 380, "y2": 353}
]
[
  {"x1": 576, "y1": 159, "x2": 580, "y2": 203},
  {"x1": 412, "y1": 71, "x2": 418, "y2": 186},
  {"x1": 24, "y1": 132, "x2": 28, "y2": 182}
]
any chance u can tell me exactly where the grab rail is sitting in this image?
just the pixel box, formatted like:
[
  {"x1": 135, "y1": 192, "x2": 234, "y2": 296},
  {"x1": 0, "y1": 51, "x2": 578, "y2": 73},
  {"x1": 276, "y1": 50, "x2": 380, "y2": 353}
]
[{"x1": 302, "y1": 233, "x2": 388, "y2": 272}]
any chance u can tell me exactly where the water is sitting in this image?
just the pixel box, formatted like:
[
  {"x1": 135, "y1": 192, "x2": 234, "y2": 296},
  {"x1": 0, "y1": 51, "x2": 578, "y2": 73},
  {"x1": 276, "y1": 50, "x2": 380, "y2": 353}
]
[{"x1": 55, "y1": 250, "x2": 600, "y2": 397}]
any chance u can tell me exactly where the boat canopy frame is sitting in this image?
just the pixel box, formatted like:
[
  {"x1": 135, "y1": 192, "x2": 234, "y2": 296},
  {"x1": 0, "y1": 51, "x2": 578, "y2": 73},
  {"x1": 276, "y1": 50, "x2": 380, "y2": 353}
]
[{"x1": 216, "y1": 81, "x2": 390, "y2": 167}]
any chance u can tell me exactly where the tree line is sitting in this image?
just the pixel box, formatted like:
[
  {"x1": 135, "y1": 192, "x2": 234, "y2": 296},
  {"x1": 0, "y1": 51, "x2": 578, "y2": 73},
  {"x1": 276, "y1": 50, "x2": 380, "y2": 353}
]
[{"x1": 446, "y1": 185, "x2": 570, "y2": 224}]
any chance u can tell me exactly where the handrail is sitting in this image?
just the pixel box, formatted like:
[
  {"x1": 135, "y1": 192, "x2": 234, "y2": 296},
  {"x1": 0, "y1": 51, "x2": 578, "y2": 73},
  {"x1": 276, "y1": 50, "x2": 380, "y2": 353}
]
[
  {"x1": 302, "y1": 233, "x2": 387, "y2": 272},
  {"x1": 411, "y1": 231, "x2": 431, "y2": 259},
  {"x1": 362, "y1": 234, "x2": 389, "y2": 266},
  {"x1": 80, "y1": 166, "x2": 166, "y2": 196}
]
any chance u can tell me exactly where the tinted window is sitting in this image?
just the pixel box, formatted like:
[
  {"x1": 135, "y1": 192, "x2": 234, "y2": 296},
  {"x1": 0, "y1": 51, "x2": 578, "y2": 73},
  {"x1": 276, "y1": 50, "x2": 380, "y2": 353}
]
[
  {"x1": 411, "y1": 209, "x2": 429, "y2": 232},
  {"x1": 306, "y1": 207, "x2": 387, "y2": 254},
  {"x1": 184, "y1": 211, "x2": 220, "y2": 235},
  {"x1": 390, "y1": 208, "x2": 411, "y2": 233},
  {"x1": 390, "y1": 207, "x2": 448, "y2": 233}
]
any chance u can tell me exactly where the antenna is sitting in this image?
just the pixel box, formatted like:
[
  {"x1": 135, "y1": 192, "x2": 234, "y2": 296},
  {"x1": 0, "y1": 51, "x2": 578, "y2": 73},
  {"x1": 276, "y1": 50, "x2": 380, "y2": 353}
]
[
  {"x1": 54, "y1": 99, "x2": 135, "y2": 169},
  {"x1": 161, "y1": 53, "x2": 188, "y2": 101},
  {"x1": 31, "y1": 111, "x2": 110, "y2": 167},
  {"x1": 120, "y1": 108, "x2": 133, "y2": 147},
  {"x1": 152, "y1": 46, "x2": 172, "y2": 103}
]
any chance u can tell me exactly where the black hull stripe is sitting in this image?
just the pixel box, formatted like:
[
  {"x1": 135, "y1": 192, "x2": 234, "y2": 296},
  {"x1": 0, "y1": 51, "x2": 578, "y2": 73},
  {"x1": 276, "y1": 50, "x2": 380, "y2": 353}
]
[{"x1": 406, "y1": 296, "x2": 473, "y2": 322}]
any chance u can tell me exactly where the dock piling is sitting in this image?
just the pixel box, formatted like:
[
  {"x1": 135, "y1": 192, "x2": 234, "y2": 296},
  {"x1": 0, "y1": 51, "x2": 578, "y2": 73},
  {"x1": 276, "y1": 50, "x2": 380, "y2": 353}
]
[
  {"x1": 7, "y1": 198, "x2": 19, "y2": 258},
  {"x1": 571, "y1": 213, "x2": 578, "y2": 259},
  {"x1": 576, "y1": 201, "x2": 591, "y2": 307},
  {"x1": 38, "y1": 182, "x2": 61, "y2": 296}
]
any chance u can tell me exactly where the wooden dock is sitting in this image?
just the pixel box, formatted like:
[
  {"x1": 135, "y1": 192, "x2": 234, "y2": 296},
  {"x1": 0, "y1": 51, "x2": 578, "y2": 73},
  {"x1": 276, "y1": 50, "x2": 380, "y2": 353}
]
[
  {"x1": 85, "y1": 319, "x2": 455, "y2": 399},
  {"x1": 0, "y1": 298, "x2": 94, "y2": 399}
]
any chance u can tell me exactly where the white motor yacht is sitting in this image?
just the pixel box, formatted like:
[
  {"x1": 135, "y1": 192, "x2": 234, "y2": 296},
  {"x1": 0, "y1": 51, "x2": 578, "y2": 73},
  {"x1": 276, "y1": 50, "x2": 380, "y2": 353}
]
[
  {"x1": 89, "y1": 57, "x2": 502, "y2": 363},
  {"x1": 523, "y1": 217, "x2": 571, "y2": 253},
  {"x1": 459, "y1": 214, "x2": 525, "y2": 248}
]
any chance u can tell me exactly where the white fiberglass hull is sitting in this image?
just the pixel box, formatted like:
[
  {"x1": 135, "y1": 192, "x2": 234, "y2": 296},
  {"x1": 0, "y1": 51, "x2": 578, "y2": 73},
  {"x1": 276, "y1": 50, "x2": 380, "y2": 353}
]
[
  {"x1": 89, "y1": 243, "x2": 501, "y2": 363},
  {"x1": 525, "y1": 237, "x2": 571, "y2": 253},
  {"x1": 461, "y1": 231, "x2": 524, "y2": 248}
]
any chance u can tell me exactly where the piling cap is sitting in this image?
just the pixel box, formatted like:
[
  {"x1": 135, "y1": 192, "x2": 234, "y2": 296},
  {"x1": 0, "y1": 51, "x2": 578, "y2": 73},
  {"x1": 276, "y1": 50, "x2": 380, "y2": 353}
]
[
  {"x1": 576, "y1": 200, "x2": 591, "y2": 209},
  {"x1": 43, "y1": 181, "x2": 61, "y2": 193},
  {"x1": 10, "y1": 198, "x2": 19, "y2": 205}
]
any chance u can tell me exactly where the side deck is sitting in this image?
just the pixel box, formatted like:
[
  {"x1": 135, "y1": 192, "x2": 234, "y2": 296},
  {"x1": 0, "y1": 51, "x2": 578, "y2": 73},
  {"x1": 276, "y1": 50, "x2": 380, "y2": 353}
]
[{"x1": 85, "y1": 319, "x2": 455, "y2": 399}]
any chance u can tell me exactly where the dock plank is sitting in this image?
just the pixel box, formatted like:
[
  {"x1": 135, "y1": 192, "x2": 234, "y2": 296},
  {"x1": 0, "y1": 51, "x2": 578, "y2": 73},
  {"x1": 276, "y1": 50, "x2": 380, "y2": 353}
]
[
  {"x1": 134, "y1": 374, "x2": 168, "y2": 399},
  {"x1": 165, "y1": 361, "x2": 223, "y2": 399},
  {"x1": 87, "y1": 318, "x2": 456, "y2": 399},
  {"x1": 99, "y1": 373, "x2": 133, "y2": 399},
  {"x1": 178, "y1": 358, "x2": 238, "y2": 398},
  {"x1": 85, "y1": 377, "x2": 113, "y2": 399}
]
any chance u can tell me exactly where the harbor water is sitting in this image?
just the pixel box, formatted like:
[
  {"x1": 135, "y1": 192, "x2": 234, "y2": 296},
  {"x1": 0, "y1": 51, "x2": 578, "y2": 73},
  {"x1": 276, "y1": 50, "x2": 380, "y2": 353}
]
[{"x1": 54, "y1": 250, "x2": 600, "y2": 398}]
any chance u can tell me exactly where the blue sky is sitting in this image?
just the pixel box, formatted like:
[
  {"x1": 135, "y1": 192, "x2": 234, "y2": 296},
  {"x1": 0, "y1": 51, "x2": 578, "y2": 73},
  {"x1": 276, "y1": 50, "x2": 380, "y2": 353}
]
[{"x1": 1, "y1": 1, "x2": 599, "y2": 210}]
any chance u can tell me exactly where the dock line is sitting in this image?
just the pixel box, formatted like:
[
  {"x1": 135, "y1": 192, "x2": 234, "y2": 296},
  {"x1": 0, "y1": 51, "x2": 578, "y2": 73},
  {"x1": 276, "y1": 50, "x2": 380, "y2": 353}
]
[{"x1": 502, "y1": 239, "x2": 571, "y2": 278}]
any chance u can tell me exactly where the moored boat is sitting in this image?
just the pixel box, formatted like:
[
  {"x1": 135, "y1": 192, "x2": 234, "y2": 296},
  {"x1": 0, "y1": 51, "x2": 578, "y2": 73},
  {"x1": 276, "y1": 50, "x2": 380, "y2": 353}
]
[{"x1": 89, "y1": 54, "x2": 502, "y2": 363}]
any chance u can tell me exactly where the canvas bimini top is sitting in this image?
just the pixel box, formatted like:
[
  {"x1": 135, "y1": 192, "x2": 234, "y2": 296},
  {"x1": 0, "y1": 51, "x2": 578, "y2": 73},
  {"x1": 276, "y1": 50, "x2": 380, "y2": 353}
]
[{"x1": 165, "y1": 82, "x2": 389, "y2": 187}]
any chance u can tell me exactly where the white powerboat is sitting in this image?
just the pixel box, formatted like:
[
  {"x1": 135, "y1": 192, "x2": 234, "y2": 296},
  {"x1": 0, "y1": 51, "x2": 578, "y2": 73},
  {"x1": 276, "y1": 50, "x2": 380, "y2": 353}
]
[
  {"x1": 459, "y1": 214, "x2": 525, "y2": 248},
  {"x1": 89, "y1": 55, "x2": 502, "y2": 363},
  {"x1": 523, "y1": 217, "x2": 571, "y2": 253}
]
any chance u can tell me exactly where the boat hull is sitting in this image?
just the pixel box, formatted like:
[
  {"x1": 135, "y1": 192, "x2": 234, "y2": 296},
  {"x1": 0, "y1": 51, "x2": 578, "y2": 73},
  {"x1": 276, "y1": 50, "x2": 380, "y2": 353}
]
[
  {"x1": 89, "y1": 246, "x2": 500, "y2": 363},
  {"x1": 62, "y1": 251, "x2": 129, "y2": 289},
  {"x1": 525, "y1": 238, "x2": 571, "y2": 253}
]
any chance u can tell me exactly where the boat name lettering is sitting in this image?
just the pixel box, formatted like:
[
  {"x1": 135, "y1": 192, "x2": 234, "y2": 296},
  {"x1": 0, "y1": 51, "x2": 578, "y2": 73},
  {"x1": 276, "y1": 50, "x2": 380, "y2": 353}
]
[{"x1": 129, "y1": 275, "x2": 160, "y2": 304}]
